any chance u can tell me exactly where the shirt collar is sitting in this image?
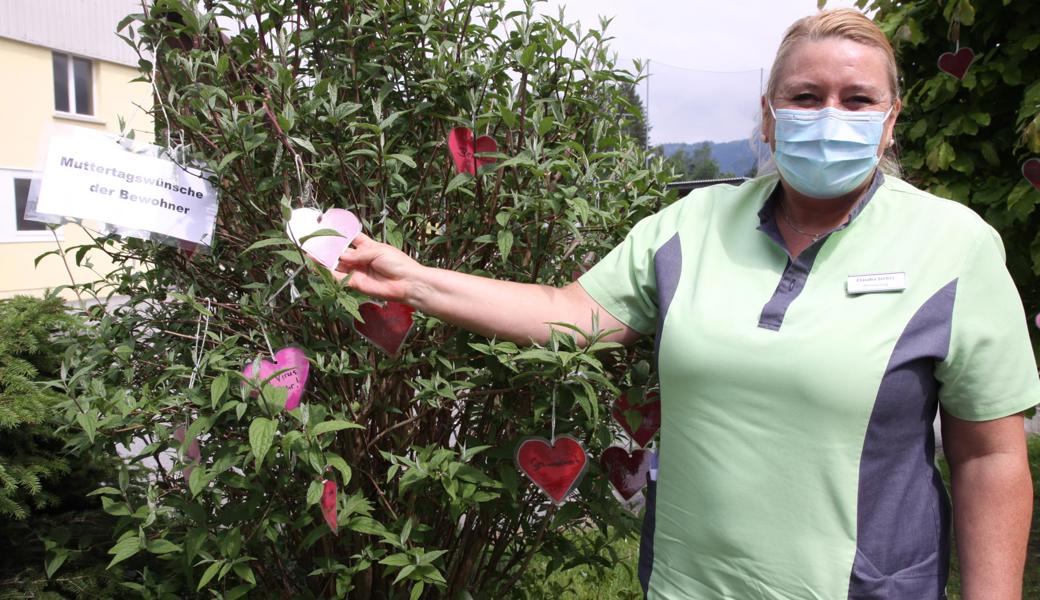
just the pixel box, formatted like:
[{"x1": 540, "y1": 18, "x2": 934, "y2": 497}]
[{"x1": 756, "y1": 170, "x2": 884, "y2": 249}]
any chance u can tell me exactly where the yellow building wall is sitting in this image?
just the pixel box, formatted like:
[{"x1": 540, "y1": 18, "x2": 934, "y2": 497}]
[{"x1": 0, "y1": 36, "x2": 152, "y2": 300}]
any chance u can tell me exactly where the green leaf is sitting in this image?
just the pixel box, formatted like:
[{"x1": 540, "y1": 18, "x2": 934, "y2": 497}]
[
  {"x1": 211, "y1": 373, "x2": 229, "y2": 407},
  {"x1": 497, "y1": 230, "x2": 513, "y2": 262},
  {"x1": 380, "y1": 552, "x2": 412, "y2": 567},
  {"x1": 106, "y1": 535, "x2": 141, "y2": 568},
  {"x1": 232, "y1": 561, "x2": 257, "y2": 585},
  {"x1": 306, "y1": 479, "x2": 323, "y2": 506},
  {"x1": 243, "y1": 237, "x2": 291, "y2": 253},
  {"x1": 197, "y1": 560, "x2": 224, "y2": 591},
  {"x1": 388, "y1": 153, "x2": 417, "y2": 168},
  {"x1": 313, "y1": 419, "x2": 363, "y2": 437},
  {"x1": 445, "y1": 173, "x2": 470, "y2": 194},
  {"x1": 290, "y1": 136, "x2": 316, "y2": 154},
  {"x1": 146, "y1": 538, "x2": 182, "y2": 555},
  {"x1": 248, "y1": 417, "x2": 276, "y2": 469},
  {"x1": 45, "y1": 550, "x2": 69, "y2": 578},
  {"x1": 188, "y1": 464, "x2": 208, "y2": 497},
  {"x1": 326, "y1": 453, "x2": 353, "y2": 486}
]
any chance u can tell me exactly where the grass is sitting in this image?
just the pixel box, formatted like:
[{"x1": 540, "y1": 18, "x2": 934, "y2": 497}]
[{"x1": 514, "y1": 436, "x2": 1040, "y2": 598}]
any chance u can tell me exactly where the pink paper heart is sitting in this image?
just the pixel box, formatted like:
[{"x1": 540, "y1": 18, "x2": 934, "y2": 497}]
[
  {"x1": 321, "y1": 479, "x2": 338, "y2": 534},
  {"x1": 937, "y1": 47, "x2": 974, "y2": 80},
  {"x1": 447, "y1": 127, "x2": 498, "y2": 175},
  {"x1": 354, "y1": 301, "x2": 415, "y2": 356},
  {"x1": 515, "y1": 435, "x2": 588, "y2": 505},
  {"x1": 172, "y1": 426, "x2": 202, "y2": 483},
  {"x1": 1023, "y1": 158, "x2": 1040, "y2": 192},
  {"x1": 286, "y1": 208, "x2": 362, "y2": 270},
  {"x1": 242, "y1": 347, "x2": 310, "y2": 410},
  {"x1": 600, "y1": 446, "x2": 652, "y2": 501}
]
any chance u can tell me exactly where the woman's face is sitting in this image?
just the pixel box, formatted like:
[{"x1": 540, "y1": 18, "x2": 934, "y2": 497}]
[{"x1": 762, "y1": 37, "x2": 901, "y2": 157}]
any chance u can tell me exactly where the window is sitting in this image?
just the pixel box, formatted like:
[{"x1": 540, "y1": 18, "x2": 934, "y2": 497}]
[
  {"x1": 52, "y1": 52, "x2": 94, "y2": 116},
  {"x1": 0, "y1": 170, "x2": 57, "y2": 242}
]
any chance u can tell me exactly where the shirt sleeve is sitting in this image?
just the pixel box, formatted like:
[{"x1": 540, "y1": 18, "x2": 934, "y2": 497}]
[
  {"x1": 577, "y1": 200, "x2": 684, "y2": 336},
  {"x1": 937, "y1": 224, "x2": 1040, "y2": 420}
]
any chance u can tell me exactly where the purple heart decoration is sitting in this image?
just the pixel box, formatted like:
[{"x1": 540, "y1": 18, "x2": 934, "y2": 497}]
[
  {"x1": 286, "y1": 208, "x2": 362, "y2": 270},
  {"x1": 172, "y1": 426, "x2": 202, "y2": 483},
  {"x1": 1023, "y1": 158, "x2": 1040, "y2": 192},
  {"x1": 242, "y1": 347, "x2": 310, "y2": 410},
  {"x1": 600, "y1": 446, "x2": 652, "y2": 501},
  {"x1": 937, "y1": 47, "x2": 974, "y2": 80}
]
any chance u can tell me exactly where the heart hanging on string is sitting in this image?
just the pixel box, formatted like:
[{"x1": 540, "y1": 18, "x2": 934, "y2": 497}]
[
  {"x1": 937, "y1": 47, "x2": 975, "y2": 80},
  {"x1": 447, "y1": 127, "x2": 498, "y2": 175},
  {"x1": 285, "y1": 207, "x2": 362, "y2": 270},
  {"x1": 600, "y1": 446, "x2": 652, "y2": 501},
  {"x1": 242, "y1": 346, "x2": 310, "y2": 410},
  {"x1": 353, "y1": 301, "x2": 415, "y2": 356},
  {"x1": 320, "y1": 479, "x2": 338, "y2": 533},
  {"x1": 515, "y1": 435, "x2": 588, "y2": 505},
  {"x1": 612, "y1": 389, "x2": 661, "y2": 448},
  {"x1": 172, "y1": 426, "x2": 202, "y2": 483},
  {"x1": 1023, "y1": 158, "x2": 1040, "y2": 192}
]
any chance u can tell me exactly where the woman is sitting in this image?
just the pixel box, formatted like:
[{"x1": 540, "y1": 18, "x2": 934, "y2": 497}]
[{"x1": 332, "y1": 9, "x2": 1036, "y2": 599}]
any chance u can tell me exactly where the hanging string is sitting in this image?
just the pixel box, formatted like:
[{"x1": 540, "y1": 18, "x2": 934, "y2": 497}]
[
  {"x1": 150, "y1": 35, "x2": 174, "y2": 152},
  {"x1": 259, "y1": 320, "x2": 277, "y2": 360},
  {"x1": 186, "y1": 300, "x2": 212, "y2": 390},
  {"x1": 550, "y1": 388, "x2": 557, "y2": 443},
  {"x1": 264, "y1": 264, "x2": 307, "y2": 306}
]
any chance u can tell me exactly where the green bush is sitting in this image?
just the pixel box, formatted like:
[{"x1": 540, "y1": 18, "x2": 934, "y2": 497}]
[
  {"x1": 0, "y1": 295, "x2": 127, "y2": 598},
  {"x1": 863, "y1": 0, "x2": 1040, "y2": 329},
  {"x1": 50, "y1": 0, "x2": 672, "y2": 597}
]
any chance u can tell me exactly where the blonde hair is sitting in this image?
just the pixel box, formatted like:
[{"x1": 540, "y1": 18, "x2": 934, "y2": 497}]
[{"x1": 759, "y1": 8, "x2": 903, "y2": 176}]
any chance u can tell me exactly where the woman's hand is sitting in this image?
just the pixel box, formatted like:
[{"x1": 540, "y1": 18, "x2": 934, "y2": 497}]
[{"x1": 331, "y1": 233, "x2": 423, "y2": 303}]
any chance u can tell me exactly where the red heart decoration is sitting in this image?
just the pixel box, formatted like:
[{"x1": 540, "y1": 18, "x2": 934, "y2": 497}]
[
  {"x1": 354, "y1": 301, "x2": 415, "y2": 356},
  {"x1": 515, "y1": 435, "x2": 588, "y2": 505},
  {"x1": 320, "y1": 479, "x2": 338, "y2": 534},
  {"x1": 447, "y1": 127, "x2": 498, "y2": 175},
  {"x1": 1023, "y1": 158, "x2": 1040, "y2": 192},
  {"x1": 612, "y1": 390, "x2": 661, "y2": 448},
  {"x1": 600, "y1": 446, "x2": 652, "y2": 501},
  {"x1": 937, "y1": 47, "x2": 975, "y2": 80},
  {"x1": 242, "y1": 347, "x2": 310, "y2": 410}
]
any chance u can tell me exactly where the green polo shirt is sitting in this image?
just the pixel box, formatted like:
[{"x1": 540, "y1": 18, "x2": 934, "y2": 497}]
[{"x1": 579, "y1": 173, "x2": 1039, "y2": 599}]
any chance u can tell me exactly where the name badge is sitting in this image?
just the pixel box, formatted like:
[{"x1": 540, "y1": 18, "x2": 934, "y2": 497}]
[{"x1": 846, "y1": 272, "x2": 906, "y2": 295}]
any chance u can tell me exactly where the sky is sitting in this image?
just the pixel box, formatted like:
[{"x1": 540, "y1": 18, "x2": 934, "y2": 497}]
[{"x1": 504, "y1": 0, "x2": 862, "y2": 145}]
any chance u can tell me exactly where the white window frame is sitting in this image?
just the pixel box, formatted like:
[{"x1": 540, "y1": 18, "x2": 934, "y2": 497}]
[
  {"x1": 0, "y1": 168, "x2": 63, "y2": 243},
  {"x1": 52, "y1": 51, "x2": 97, "y2": 119}
]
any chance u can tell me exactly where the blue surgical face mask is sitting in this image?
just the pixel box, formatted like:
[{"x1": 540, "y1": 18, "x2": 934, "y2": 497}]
[{"x1": 769, "y1": 102, "x2": 892, "y2": 199}]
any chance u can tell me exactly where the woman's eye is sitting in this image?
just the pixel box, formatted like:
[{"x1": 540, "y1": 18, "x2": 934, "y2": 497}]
[
  {"x1": 791, "y1": 93, "x2": 817, "y2": 103},
  {"x1": 846, "y1": 96, "x2": 874, "y2": 106}
]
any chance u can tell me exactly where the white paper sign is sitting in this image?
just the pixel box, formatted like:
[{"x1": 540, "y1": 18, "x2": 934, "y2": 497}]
[{"x1": 33, "y1": 127, "x2": 218, "y2": 246}]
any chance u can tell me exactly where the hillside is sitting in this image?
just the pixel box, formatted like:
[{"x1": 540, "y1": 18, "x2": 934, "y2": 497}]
[{"x1": 658, "y1": 139, "x2": 768, "y2": 178}]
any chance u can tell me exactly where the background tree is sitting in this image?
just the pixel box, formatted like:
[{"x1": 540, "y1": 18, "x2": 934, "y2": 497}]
[
  {"x1": 44, "y1": 0, "x2": 674, "y2": 598},
  {"x1": 657, "y1": 142, "x2": 734, "y2": 180},
  {"x1": 859, "y1": 0, "x2": 1040, "y2": 337},
  {"x1": 0, "y1": 295, "x2": 124, "y2": 597},
  {"x1": 619, "y1": 82, "x2": 649, "y2": 150}
]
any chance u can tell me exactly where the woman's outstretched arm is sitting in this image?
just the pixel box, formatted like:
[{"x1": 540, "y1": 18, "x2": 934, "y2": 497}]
[{"x1": 332, "y1": 233, "x2": 642, "y2": 346}]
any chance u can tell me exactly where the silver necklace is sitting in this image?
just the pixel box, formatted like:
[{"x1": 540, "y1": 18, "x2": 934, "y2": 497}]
[{"x1": 778, "y1": 201, "x2": 831, "y2": 243}]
